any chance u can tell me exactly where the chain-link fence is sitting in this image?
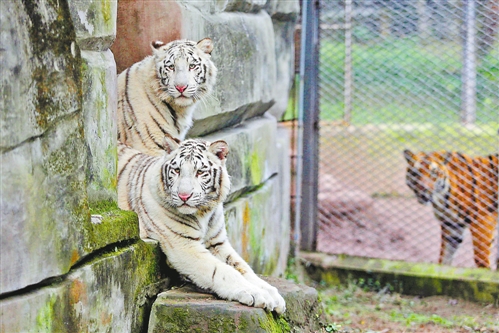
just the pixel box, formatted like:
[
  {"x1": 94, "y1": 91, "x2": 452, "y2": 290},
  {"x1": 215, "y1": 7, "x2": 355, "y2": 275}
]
[{"x1": 317, "y1": 0, "x2": 498, "y2": 269}]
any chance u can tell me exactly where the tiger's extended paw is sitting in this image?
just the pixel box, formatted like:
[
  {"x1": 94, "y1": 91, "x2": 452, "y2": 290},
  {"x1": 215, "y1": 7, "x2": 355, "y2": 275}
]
[
  {"x1": 243, "y1": 276, "x2": 286, "y2": 314},
  {"x1": 262, "y1": 284, "x2": 286, "y2": 314},
  {"x1": 234, "y1": 287, "x2": 277, "y2": 312},
  {"x1": 271, "y1": 291, "x2": 286, "y2": 314}
]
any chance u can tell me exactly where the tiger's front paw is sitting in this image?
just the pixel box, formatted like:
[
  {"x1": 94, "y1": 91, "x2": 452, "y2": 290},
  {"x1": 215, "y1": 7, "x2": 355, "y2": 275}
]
[
  {"x1": 235, "y1": 286, "x2": 285, "y2": 314},
  {"x1": 264, "y1": 285, "x2": 286, "y2": 314},
  {"x1": 271, "y1": 292, "x2": 286, "y2": 314},
  {"x1": 245, "y1": 277, "x2": 286, "y2": 314},
  {"x1": 235, "y1": 287, "x2": 276, "y2": 312}
]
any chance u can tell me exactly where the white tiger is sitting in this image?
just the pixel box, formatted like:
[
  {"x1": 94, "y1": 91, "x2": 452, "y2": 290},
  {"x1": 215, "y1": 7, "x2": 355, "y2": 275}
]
[
  {"x1": 117, "y1": 38, "x2": 217, "y2": 155},
  {"x1": 117, "y1": 136, "x2": 286, "y2": 314}
]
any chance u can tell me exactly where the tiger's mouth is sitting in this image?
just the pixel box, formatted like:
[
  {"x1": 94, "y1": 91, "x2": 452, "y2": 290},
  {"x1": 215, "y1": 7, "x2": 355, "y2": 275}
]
[
  {"x1": 172, "y1": 95, "x2": 194, "y2": 106},
  {"x1": 176, "y1": 203, "x2": 198, "y2": 215}
]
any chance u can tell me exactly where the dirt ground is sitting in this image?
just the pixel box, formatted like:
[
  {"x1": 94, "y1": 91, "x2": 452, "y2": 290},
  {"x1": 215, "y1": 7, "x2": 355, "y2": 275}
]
[
  {"x1": 318, "y1": 283, "x2": 499, "y2": 333},
  {"x1": 317, "y1": 196, "x2": 476, "y2": 268}
]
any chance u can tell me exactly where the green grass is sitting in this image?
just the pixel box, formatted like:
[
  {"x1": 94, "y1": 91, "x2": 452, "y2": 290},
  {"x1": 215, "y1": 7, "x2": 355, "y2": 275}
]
[
  {"x1": 319, "y1": 280, "x2": 499, "y2": 333},
  {"x1": 319, "y1": 37, "x2": 499, "y2": 125}
]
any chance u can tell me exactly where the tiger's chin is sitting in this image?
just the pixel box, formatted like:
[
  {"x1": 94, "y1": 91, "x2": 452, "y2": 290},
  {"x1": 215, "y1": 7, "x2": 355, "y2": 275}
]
[
  {"x1": 172, "y1": 96, "x2": 195, "y2": 107},
  {"x1": 176, "y1": 204, "x2": 198, "y2": 215}
]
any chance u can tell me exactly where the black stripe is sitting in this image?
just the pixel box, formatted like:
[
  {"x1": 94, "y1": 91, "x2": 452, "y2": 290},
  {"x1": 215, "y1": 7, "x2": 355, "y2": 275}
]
[
  {"x1": 211, "y1": 168, "x2": 218, "y2": 192},
  {"x1": 145, "y1": 90, "x2": 176, "y2": 134},
  {"x1": 124, "y1": 67, "x2": 138, "y2": 125},
  {"x1": 136, "y1": 157, "x2": 157, "y2": 209},
  {"x1": 164, "y1": 210, "x2": 200, "y2": 231},
  {"x1": 164, "y1": 223, "x2": 200, "y2": 241},
  {"x1": 218, "y1": 167, "x2": 223, "y2": 190},
  {"x1": 118, "y1": 152, "x2": 142, "y2": 181},
  {"x1": 143, "y1": 124, "x2": 166, "y2": 151},
  {"x1": 160, "y1": 163, "x2": 168, "y2": 191},
  {"x1": 117, "y1": 98, "x2": 127, "y2": 142},
  {"x1": 208, "y1": 209, "x2": 222, "y2": 229},
  {"x1": 464, "y1": 155, "x2": 476, "y2": 220},
  {"x1": 150, "y1": 113, "x2": 169, "y2": 137},
  {"x1": 443, "y1": 233, "x2": 463, "y2": 245},
  {"x1": 206, "y1": 241, "x2": 225, "y2": 250},
  {"x1": 202, "y1": 64, "x2": 207, "y2": 79},
  {"x1": 212, "y1": 267, "x2": 217, "y2": 281},
  {"x1": 163, "y1": 101, "x2": 179, "y2": 132}
]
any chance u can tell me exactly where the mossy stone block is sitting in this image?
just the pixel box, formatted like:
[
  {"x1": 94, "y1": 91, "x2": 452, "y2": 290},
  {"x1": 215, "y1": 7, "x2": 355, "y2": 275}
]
[
  {"x1": 0, "y1": 1, "x2": 81, "y2": 149},
  {"x1": 147, "y1": 277, "x2": 323, "y2": 333},
  {"x1": 0, "y1": 115, "x2": 88, "y2": 294},
  {"x1": 301, "y1": 252, "x2": 499, "y2": 305},
  {"x1": 0, "y1": 240, "x2": 168, "y2": 333},
  {"x1": 67, "y1": 0, "x2": 117, "y2": 50},
  {"x1": 187, "y1": 10, "x2": 277, "y2": 136},
  {"x1": 81, "y1": 50, "x2": 118, "y2": 202},
  {"x1": 85, "y1": 200, "x2": 140, "y2": 252}
]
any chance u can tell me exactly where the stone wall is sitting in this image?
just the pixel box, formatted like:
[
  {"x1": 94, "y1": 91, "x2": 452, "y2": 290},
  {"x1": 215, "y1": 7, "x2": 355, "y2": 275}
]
[{"x1": 0, "y1": 0, "x2": 297, "y2": 331}]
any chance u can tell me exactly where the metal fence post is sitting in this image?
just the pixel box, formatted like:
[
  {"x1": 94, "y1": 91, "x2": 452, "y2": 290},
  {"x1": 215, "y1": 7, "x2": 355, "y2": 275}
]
[
  {"x1": 461, "y1": 0, "x2": 477, "y2": 124},
  {"x1": 344, "y1": 0, "x2": 353, "y2": 123},
  {"x1": 298, "y1": 0, "x2": 320, "y2": 251}
]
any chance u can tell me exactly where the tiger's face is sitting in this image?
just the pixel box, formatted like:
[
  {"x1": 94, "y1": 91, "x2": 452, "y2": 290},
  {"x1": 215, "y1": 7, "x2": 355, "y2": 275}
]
[
  {"x1": 161, "y1": 138, "x2": 230, "y2": 215},
  {"x1": 152, "y1": 38, "x2": 217, "y2": 107},
  {"x1": 403, "y1": 150, "x2": 445, "y2": 205}
]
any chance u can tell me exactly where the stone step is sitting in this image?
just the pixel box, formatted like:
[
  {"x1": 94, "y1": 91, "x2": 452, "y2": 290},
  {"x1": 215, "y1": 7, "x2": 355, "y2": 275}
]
[{"x1": 147, "y1": 277, "x2": 324, "y2": 333}]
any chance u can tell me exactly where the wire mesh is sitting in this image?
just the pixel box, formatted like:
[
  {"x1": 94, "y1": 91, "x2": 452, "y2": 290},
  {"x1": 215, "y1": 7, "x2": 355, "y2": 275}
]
[{"x1": 317, "y1": 0, "x2": 499, "y2": 269}]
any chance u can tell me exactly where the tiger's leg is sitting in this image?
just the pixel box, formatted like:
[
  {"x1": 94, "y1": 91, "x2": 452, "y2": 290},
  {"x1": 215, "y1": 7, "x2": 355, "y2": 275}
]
[
  {"x1": 208, "y1": 241, "x2": 286, "y2": 314},
  {"x1": 469, "y1": 213, "x2": 497, "y2": 269},
  {"x1": 438, "y1": 217, "x2": 466, "y2": 266},
  {"x1": 158, "y1": 234, "x2": 280, "y2": 312}
]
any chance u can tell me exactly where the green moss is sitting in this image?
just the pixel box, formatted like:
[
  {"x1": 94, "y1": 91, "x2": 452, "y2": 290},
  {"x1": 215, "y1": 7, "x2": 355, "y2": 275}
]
[
  {"x1": 206, "y1": 313, "x2": 241, "y2": 332},
  {"x1": 249, "y1": 151, "x2": 262, "y2": 185},
  {"x1": 35, "y1": 293, "x2": 70, "y2": 332},
  {"x1": 303, "y1": 253, "x2": 499, "y2": 304},
  {"x1": 83, "y1": 200, "x2": 139, "y2": 253},
  {"x1": 151, "y1": 307, "x2": 198, "y2": 333},
  {"x1": 259, "y1": 312, "x2": 291, "y2": 333},
  {"x1": 35, "y1": 294, "x2": 56, "y2": 331},
  {"x1": 101, "y1": 0, "x2": 113, "y2": 24}
]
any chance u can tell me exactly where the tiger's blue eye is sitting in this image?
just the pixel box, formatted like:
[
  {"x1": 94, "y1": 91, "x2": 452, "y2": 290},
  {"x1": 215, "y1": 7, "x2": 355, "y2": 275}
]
[
  {"x1": 189, "y1": 64, "x2": 197, "y2": 70},
  {"x1": 167, "y1": 64, "x2": 175, "y2": 70}
]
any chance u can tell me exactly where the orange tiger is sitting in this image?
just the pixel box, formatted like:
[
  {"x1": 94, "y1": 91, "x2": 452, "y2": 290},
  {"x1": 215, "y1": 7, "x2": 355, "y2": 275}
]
[{"x1": 404, "y1": 150, "x2": 498, "y2": 269}]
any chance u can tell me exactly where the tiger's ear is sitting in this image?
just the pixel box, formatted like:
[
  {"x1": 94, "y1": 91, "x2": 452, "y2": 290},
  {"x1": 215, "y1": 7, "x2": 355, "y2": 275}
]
[
  {"x1": 403, "y1": 149, "x2": 415, "y2": 163},
  {"x1": 197, "y1": 38, "x2": 214, "y2": 54},
  {"x1": 162, "y1": 134, "x2": 180, "y2": 154},
  {"x1": 209, "y1": 140, "x2": 229, "y2": 160},
  {"x1": 151, "y1": 40, "x2": 165, "y2": 50}
]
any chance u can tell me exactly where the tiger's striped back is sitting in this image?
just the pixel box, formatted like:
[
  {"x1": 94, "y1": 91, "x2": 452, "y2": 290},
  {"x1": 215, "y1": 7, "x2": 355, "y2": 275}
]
[{"x1": 404, "y1": 150, "x2": 498, "y2": 268}]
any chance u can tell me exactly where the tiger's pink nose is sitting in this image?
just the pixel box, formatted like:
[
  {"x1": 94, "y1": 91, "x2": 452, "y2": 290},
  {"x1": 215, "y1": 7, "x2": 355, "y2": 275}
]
[
  {"x1": 176, "y1": 85, "x2": 187, "y2": 93},
  {"x1": 178, "y1": 193, "x2": 192, "y2": 202}
]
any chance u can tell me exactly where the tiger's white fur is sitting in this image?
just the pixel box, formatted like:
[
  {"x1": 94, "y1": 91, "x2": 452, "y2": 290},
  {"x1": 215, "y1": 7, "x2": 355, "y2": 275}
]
[
  {"x1": 117, "y1": 137, "x2": 286, "y2": 313},
  {"x1": 117, "y1": 38, "x2": 217, "y2": 155}
]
